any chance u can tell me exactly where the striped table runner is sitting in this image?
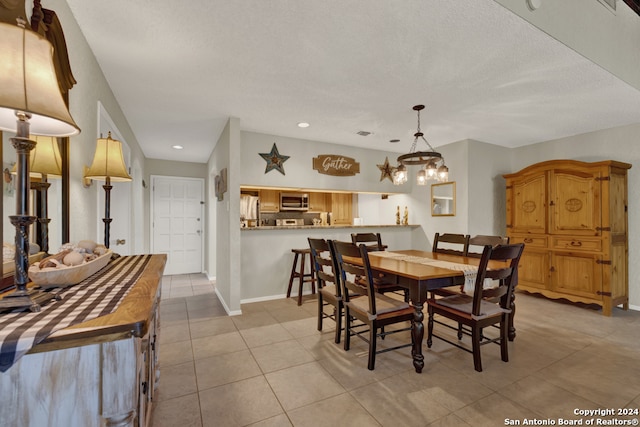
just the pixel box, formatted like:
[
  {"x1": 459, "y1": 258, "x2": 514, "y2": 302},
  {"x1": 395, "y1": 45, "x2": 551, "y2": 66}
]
[
  {"x1": 369, "y1": 251, "x2": 494, "y2": 294},
  {"x1": 0, "y1": 254, "x2": 152, "y2": 372}
]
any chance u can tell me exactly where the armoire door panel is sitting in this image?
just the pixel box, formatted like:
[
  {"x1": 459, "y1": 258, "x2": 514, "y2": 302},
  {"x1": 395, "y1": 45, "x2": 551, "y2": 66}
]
[
  {"x1": 550, "y1": 170, "x2": 601, "y2": 235},
  {"x1": 551, "y1": 251, "x2": 602, "y2": 300},
  {"x1": 518, "y1": 249, "x2": 549, "y2": 290},
  {"x1": 508, "y1": 173, "x2": 547, "y2": 234}
]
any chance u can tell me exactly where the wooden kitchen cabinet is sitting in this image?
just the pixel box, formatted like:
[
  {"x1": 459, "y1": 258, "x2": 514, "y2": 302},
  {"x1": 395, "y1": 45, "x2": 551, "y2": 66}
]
[
  {"x1": 330, "y1": 193, "x2": 352, "y2": 225},
  {"x1": 504, "y1": 159, "x2": 631, "y2": 315},
  {"x1": 308, "y1": 192, "x2": 329, "y2": 212},
  {"x1": 259, "y1": 189, "x2": 280, "y2": 212}
]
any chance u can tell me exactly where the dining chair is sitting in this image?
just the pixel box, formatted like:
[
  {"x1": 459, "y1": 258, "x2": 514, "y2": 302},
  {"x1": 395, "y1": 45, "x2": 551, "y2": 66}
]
[
  {"x1": 330, "y1": 240, "x2": 414, "y2": 371},
  {"x1": 431, "y1": 233, "x2": 470, "y2": 298},
  {"x1": 432, "y1": 232, "x2": 470, "y2": 256},
  {"x1": 351, "y1": 233, "x2": 407, "y2": 301},
  {"x1": 426, "y1": 243, "x2": 524, "y2": 372},
  {"x1": 350, "y1": 233, "x2": 387, "y2": 251},
  {"x1": 466, "y1": 235, "x2": 510, "y2": 258},
  {"x1": 308, "y1": 238, "x2": 344, "y2": 344}
]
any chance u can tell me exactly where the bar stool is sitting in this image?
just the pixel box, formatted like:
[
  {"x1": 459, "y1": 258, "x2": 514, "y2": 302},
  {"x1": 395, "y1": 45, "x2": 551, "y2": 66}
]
[{"x1": 286, "y1": 248, "x2": 316, "y2": 306}]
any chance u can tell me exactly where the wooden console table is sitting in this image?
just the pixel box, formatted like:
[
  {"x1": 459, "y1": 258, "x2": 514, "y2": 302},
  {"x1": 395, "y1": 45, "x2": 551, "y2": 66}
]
[{"x1": 0, "y1": 254, "x2": 167, "y2": 427}]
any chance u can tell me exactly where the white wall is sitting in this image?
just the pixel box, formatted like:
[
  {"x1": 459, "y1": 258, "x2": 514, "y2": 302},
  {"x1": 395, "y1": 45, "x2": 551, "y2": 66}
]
[
  {"x1": 467, "y1": 140, "x2": 512, "y2": 235},
  {"x1": 240, "y1": 131, "x2": 410, "y2": 195},
  {"x1": 495, "y1": 0, "x2": 640, "y2": 91},
  {"x1": 208, "y1": 118, "x2": 242, "y2": 314}
]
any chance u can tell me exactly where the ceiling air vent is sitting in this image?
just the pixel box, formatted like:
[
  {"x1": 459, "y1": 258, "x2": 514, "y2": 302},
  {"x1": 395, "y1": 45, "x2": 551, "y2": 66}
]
[{"x1": 357, "y1": 131, "x2": 372, "y2": 136}]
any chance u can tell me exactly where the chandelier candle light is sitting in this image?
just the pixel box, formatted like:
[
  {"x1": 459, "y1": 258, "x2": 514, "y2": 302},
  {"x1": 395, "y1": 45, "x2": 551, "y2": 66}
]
[
  {"x1": 0, "y1": 20, "x2": 80, "y2": 312},
  {"x1": 393, "y1": 105, "x2": 448, "y2": 185}
]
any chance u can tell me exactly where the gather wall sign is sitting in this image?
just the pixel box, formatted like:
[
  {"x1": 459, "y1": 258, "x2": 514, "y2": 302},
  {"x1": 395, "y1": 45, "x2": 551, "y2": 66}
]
[{"x1": 312, "y1": 155, "x2": 360, "y2": 176}]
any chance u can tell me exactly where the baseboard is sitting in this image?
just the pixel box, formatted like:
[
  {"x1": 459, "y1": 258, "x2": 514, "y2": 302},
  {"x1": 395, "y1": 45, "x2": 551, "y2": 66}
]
[
  {"x1": 215, "y1": 288, "x2": 242, "y2": 316},
  {"x1": 241, "y1": 293, "x2": 288, "y2": 304}
]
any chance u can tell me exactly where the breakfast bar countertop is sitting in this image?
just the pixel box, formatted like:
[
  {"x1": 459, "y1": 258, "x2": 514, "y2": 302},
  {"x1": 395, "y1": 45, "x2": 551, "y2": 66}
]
[{"x1": 241, "y1": 224, "x2": 419, "y2": 231}]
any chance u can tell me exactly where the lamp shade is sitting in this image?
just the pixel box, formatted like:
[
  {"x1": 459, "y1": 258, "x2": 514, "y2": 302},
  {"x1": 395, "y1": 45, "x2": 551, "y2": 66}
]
[
  {"x1": 85, "y1": 133, "x2": 132, "y2": 182},
  {"x1": 0, "y1": 21, "x2": 80, "y2": 137},
  {"x1": 30, "y1": 136, "x2": 63, "y2": 177},
  {"x1": 10, "y1": 135, "x2": 63, "y2": 178}
]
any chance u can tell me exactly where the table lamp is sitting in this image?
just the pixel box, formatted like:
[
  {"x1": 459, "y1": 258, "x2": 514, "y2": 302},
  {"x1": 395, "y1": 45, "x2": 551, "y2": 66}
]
[
  {"x1": 28, "y1": 136, "x2": 63, "y2": 254},
  {"x1": 10, "y1": 135, "x2": 63, "y2": 254},
  {"x1": 84, "y1": 132, "x2": 132, "y2": 248},
  {"x1": 0, "y1": 20, "x2": 80, "y2": 312}
]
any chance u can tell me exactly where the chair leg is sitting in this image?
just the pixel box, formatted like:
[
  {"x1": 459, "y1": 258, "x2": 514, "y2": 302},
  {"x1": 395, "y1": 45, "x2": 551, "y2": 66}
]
[
  {"x1": 471, "y1": 326, "x2": 483, "y2": 372},
  {"x1": 335, "y1": 305, "x2": 342, "y2": 344},
  {"x1": 286, "y1": 252, "x2": 300, "y2": 299},
  {"x1": 501, "y1": 315, "x2": 509, "y2": 362},
  {"x1": 344, "y1": 308, "x2": 351, "y2": 351},
  {"x1": 427, "y1": 307, "x2": 434, "y2": 348},
  {"x1": 457, "y1": 323, "x2": 463, "y2": 340},
  {"x1": 309, "y1": 261, "x2": 316, "y2": 294},
  {"x1": 368, "y1": 325, "x2": 377, "y2": 370},
  {"x1": 297, "y1": 253, "x2": 306, "y2": 306},
  {"x1": 317, "y1": 293, "x2": 324, "y2": 331},
  {"x1": 508, "y1": 294, "x2": 516, "y2": 341}
]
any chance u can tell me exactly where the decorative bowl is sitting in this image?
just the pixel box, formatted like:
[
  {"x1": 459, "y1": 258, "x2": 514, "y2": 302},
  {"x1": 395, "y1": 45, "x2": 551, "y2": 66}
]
[{"x1": 28, "y1": 250, "x2": 112, "y2": 289}]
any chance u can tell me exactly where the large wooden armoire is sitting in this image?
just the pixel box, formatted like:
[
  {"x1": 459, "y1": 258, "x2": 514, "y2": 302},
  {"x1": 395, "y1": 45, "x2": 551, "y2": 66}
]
[{"x1": 503, "y1": 159, "x2": 631, "y2": 316}]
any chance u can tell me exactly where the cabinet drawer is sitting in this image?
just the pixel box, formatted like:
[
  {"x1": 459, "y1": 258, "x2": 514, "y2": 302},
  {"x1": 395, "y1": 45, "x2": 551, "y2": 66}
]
[
  {"x1": 552, "y1": 237, "x2": 601, "y2": 252},
  {"x1": 510, "y1": 235, "x2": 547, "y2": 248}
]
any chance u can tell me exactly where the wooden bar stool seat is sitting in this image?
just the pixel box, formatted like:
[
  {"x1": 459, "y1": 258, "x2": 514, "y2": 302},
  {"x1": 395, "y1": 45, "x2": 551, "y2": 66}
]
[{"x1": 287, "y1": 248, "x2": 316, "y2": 306}]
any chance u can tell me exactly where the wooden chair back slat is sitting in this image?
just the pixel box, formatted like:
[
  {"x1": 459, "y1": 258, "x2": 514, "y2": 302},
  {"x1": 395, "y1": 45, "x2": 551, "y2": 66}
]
[
  {"x1": 466, "y1": 235, "x2": 510, "y2": 258},
  {"x1": 351, "y1": 233, "x2": 386, "y2": 251},
  {"x1": 432, "y1": 233, "x2": 470, "y2": 256}
]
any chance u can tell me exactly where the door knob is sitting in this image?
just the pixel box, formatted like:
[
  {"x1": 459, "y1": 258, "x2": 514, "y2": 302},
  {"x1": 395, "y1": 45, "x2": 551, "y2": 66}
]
[{"x1": 116, "y1": 239, "x2": 126, "y2": 245}]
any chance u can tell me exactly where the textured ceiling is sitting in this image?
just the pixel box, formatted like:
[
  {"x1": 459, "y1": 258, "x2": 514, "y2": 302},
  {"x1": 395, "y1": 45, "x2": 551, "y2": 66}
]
[{"x1": 65, "y1": 0, "x2": 640, "y2": 163}]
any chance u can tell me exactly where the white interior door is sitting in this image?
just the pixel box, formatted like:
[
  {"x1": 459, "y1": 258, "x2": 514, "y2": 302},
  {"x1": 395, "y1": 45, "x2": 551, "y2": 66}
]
[{"x1": 151, "y1": 176, "x2": 204, "y2": 275}]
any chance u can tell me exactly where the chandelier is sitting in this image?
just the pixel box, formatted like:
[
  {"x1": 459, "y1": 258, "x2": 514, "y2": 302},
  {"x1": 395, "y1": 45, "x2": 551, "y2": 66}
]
[{"x1": 393, "y1": 105, "x2": 448, "y2": 185}]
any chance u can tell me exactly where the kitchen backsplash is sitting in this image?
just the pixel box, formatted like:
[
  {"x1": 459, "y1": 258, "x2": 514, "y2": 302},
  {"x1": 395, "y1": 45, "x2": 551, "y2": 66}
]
[{"x1": 260, "y1": 212, "x2": 325, "y2": 226}]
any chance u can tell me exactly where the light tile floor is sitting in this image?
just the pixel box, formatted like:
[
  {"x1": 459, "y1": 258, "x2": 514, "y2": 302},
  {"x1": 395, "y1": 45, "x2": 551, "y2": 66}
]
[
  {"x1": 153, "y1": 275, "x2": 640, "y2": 426},
  {"x1": 161, "y1": 273, "x2": 216, "y2": 299}
]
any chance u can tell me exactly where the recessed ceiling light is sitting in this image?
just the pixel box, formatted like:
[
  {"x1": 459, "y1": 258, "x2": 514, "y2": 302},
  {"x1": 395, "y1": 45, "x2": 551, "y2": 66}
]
[
  {"x1": 297, "y1": 122, "x2": 310, "y2": 128},
  {"x1": 172, "y1": 145, "x2": 184, "y2": 150},
  {"x1": 357, "y1": 131, "x2": 372, "y2": 136},
  {"x1": 390, "y1": 139, "x2": 400, "y2": 143}
]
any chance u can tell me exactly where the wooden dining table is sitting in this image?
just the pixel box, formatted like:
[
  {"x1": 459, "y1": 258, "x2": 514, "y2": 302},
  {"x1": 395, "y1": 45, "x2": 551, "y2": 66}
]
[{"x1": 358, "y1": 250, "x2": 515, "y2": 373}]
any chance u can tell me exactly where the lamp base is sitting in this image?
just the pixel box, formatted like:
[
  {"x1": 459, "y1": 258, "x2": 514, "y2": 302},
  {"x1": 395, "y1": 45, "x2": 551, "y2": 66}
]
[{"x1": 0, "y1": 287, "x2": 53, "y2": 312}]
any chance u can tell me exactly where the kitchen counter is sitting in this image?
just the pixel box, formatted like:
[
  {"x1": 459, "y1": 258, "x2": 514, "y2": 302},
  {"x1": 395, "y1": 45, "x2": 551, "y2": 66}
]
[
  {"x1": 241, "y1": 224, "x2": 418, "y2": 230},
  {"x1": 240, "y1": 224, "x2": 424, "y2": 303}
]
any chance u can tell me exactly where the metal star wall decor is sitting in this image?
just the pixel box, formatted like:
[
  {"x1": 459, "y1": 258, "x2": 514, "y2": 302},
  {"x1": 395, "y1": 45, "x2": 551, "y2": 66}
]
[
  {"x1": 259, "y1": 143, "x2": 290, "y2": 175},
  {"x1": 377, "y1": 156, "x2": 396, "y2": 182}
]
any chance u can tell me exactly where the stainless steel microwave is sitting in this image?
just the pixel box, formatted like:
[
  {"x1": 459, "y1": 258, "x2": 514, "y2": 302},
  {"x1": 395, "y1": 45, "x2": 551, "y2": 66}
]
[{"x1": 280, "y1": 193, "x2": 309, "y2": 211}]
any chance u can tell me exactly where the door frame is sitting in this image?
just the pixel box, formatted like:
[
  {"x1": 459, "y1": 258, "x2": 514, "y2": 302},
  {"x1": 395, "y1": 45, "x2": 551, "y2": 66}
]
[{"x1": 149, "y1": 175, "x2": 205, "y2": 274}]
